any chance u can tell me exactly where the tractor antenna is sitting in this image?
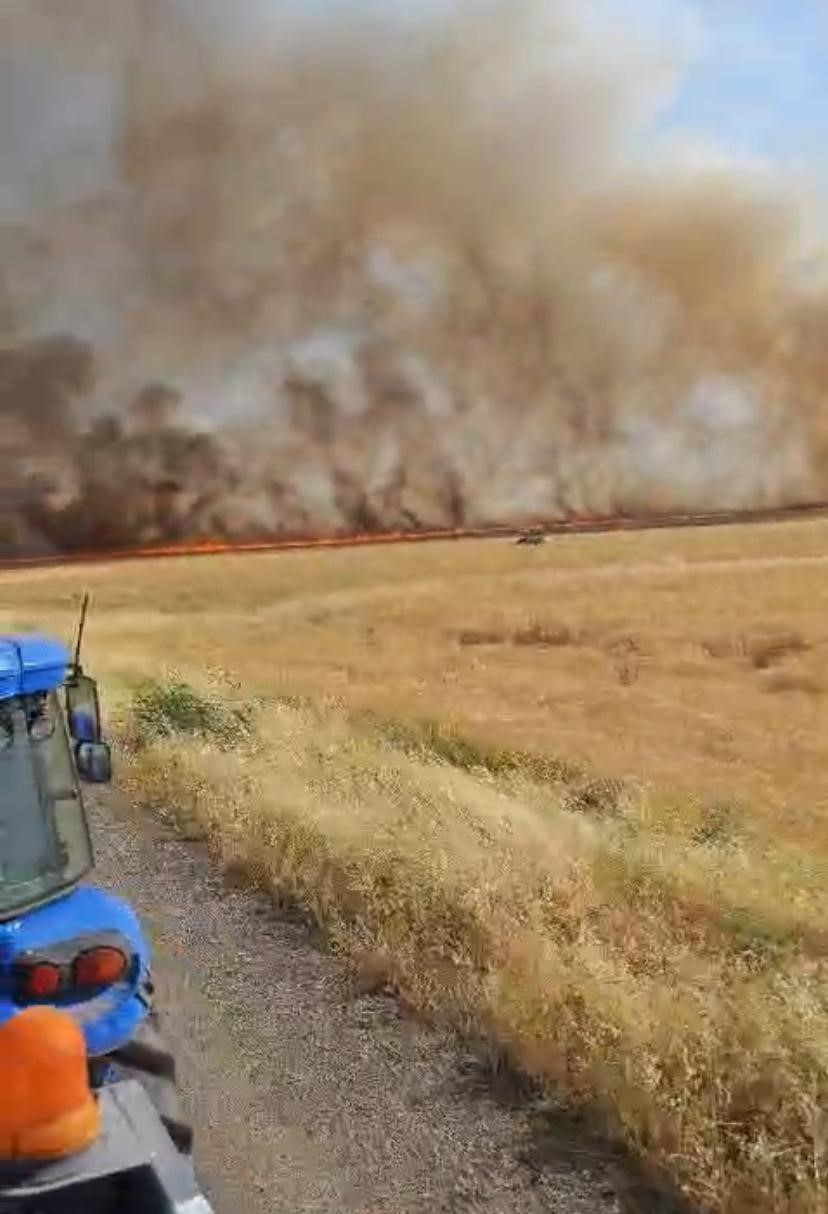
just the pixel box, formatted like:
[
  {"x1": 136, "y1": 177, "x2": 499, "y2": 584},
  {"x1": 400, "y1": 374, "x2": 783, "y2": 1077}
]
[{"x1": 72, "y1": 592, "x2": 91, "y2": 676}]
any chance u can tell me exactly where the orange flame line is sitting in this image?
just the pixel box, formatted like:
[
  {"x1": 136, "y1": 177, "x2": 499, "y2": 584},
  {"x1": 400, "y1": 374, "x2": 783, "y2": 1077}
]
[
  {"x1": 3, "y1": 503, "x2": 828, "y2": 573},
  {"x1": 1, "y1": 524, "x2": 516, "y2": 571}
]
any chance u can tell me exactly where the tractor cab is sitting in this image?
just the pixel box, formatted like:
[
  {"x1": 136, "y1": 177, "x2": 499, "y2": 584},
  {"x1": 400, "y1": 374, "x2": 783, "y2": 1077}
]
[{"x1": 0, "y1": 635, "x2": 111, "y2": 921}]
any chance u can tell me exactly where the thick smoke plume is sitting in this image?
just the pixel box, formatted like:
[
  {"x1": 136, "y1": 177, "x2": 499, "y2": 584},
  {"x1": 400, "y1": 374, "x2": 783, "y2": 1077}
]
[{"x1": 2, "y1": 0, "x2": 828, "y2": 556}]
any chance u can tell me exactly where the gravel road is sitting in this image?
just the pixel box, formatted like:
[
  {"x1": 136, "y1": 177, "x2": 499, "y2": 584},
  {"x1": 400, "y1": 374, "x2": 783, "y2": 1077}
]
[{"x1": 88, "y1": 790, "x2": 676, "y2": 1214}]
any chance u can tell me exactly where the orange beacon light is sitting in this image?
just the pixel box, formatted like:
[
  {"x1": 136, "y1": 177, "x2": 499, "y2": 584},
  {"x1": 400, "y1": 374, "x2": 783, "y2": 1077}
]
[{"x1": 0, "y1": 1007, "x2": 100, "y2": 1161}]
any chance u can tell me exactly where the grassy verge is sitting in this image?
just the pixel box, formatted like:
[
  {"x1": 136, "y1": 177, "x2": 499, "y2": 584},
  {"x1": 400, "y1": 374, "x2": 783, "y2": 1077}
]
[{"x1": 115, "y1": 675, "x2": 827, "y2": 1214}]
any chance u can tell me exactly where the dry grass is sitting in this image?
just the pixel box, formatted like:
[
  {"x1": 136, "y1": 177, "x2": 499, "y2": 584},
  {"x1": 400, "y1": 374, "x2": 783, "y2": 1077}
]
[{"x1": 2, "y1": 519, "x2": 828, "y2": 1213}]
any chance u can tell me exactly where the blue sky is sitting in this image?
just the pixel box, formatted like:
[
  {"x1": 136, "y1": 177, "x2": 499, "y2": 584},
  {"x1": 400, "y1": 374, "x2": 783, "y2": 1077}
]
[{"x1": 603, "y1": 0, "x2": 828, "y2": 171}]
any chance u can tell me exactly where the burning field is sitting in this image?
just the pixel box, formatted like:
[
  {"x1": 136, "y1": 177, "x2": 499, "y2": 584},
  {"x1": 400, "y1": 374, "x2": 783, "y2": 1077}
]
[
  {"x1": 2, "y1": 520, "x2": 827, "y2": 1214},
  {"x1": 4, "y1": 0, "x2": 828, "y2": 558},
  {"x1": 3, "y1": 3, "x2": 828, "y2": 1211}
]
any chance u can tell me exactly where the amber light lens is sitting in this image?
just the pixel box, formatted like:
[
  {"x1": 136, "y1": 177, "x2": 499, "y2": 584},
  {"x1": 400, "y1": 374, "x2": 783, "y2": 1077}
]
[
  {"x1": 72, "y1": 946, "x2": 128, "y2": 989},
  {"x1": 0, "y1": 1007, "x2": 100, "y2": 1160}
]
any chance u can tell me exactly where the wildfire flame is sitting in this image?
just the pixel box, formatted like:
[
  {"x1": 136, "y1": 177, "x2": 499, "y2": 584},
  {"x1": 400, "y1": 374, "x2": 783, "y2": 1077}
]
[{"x1": 3, "y1": 504, "x2": 827, "y2": 574}]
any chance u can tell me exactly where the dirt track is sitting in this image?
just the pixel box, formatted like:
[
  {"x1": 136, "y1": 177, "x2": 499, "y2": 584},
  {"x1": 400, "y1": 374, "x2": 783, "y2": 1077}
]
[{"x1": 86, "y1": 789, "x2": 660, "y2": 1214}]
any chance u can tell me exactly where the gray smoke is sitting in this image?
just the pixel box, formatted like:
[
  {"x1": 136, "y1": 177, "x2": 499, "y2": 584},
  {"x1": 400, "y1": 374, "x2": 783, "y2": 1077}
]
[{"x1": 2, "y1": 0, "x2": 826, "y2": 556}]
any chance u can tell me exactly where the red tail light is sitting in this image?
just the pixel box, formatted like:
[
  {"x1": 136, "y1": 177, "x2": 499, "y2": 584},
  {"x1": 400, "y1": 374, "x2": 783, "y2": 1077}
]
[
  {"x1": 72, "y1": 947, "x2": 128, "y2": 989},
  {"x1": 12, "y1": 940, "x2": 131, "y2": 1004},
  {"x1": 19, "y1": 963, "x2": 63, "y2": 1000}
]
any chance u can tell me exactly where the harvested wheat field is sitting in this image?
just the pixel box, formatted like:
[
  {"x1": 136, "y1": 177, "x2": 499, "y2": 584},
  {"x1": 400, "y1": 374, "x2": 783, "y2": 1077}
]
[{"x1": 2, "y1": 519, "x2": 827, "y2": 1214}]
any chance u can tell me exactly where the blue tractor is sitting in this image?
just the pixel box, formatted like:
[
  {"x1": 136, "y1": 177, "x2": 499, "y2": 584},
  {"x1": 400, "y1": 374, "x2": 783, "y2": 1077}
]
[{"x1": 0, "y1": 604, "x2": 211, "y2": 1212}]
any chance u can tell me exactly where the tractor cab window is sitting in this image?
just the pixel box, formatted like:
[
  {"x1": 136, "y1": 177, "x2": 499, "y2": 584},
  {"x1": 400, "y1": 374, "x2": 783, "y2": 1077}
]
[{"x1": 0, "y1": 692, "x2": 93, "y2": 919}]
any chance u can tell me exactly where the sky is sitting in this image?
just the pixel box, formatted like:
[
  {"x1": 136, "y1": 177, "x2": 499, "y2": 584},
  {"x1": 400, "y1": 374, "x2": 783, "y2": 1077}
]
[{"x1": 603, "y1": 0, "x2": 828, "y2": 174}]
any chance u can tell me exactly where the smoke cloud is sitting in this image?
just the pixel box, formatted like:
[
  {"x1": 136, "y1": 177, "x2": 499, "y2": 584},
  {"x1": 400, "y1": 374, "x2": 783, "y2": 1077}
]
[{"x1": 2, "y1": 0, "x2": 827, "y2": 556}]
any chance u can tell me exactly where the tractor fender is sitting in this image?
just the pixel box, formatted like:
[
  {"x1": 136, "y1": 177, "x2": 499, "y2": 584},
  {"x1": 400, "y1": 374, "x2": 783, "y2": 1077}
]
[{"x1": 0, "y1": 886, "x2": 151, "y2": 1057}]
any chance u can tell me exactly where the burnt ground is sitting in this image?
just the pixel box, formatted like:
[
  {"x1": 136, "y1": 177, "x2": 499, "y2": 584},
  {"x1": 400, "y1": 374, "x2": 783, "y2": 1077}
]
[{"x1": 89, "y1": 789, "x2": 690, "y2": 1214}]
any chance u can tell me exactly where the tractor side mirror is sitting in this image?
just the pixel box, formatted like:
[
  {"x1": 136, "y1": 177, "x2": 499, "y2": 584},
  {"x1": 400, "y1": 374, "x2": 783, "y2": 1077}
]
[
  {"x1": 75, "y1": 740, "x2": 112, "y2": 785},
  {"x1": 66, "y1": 674, "x2": 103, "y2": 744}
]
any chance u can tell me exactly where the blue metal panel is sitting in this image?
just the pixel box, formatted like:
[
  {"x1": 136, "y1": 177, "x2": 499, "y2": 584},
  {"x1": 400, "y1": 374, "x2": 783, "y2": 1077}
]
[
  {"x1": 0, "y1": 885, "x2": 151, "y2": 1056},
  {"x1": 0, "y1": 635, "x2": 68, "y2": 700}
]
